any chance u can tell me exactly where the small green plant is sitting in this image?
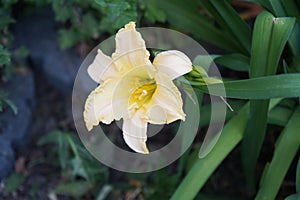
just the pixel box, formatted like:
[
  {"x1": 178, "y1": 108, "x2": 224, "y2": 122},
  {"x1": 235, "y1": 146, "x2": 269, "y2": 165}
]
[
  {"x1": 0, "y1": 1, "x2": 20, "y2": 115},
  {"x1": 0, "y1": 0, "x2": 15, "y2": 80},
  {"x1": 0, "y1": 45, "x2": 11, "y2": 70},
  {"x1": 49, "y1": 0, "x2": 166, "y2": 49},
  {"x1": 3, "y1": 173, "x2": 26, "y2": 194},
  {"x1": 38, "y1": 130, "x2": 188, "y2": 199},
  {"x1": 38, "y1": 130, "x2": 109, "y2": 198}
]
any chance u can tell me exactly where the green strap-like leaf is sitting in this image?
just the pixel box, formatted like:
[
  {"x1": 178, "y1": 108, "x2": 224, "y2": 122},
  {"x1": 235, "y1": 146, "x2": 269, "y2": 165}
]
[
  {"x1": 199, "y1": 100, "x2": 246, "y2": 127},
  {"x1": 241, "y1": 11, "x2": 295, "y2": 189},
  {"x1": 54, "y1": 181, "x2": 92, "y2": 198},
  {"x1": 199, "y1": 0, "x2": 252, "y2": 55},
  {"x1": 256, "y1": 106, "x2": 300, "y2": 200},
  {"x1": 0, "y1": 45, "x2": 11, "y2": 66},
  {"x1": 152, "y1": 0, "x2": 242, "y2": 52},
  {"x1": 268, "y1": 106, "x2": 293, "y2": 126},
  {"x1": 214, "y1": 53, "x2": 250, "y2": 72},
  {"x1": 285, "y1": 194, "x2": 300, "y2": 200},
  {"x1": 195, "y1": 74, "x2": 300, "y2": 99},
  {"x1": 255, "y1": 0, "x2": 300, "y2": 58},
  {"x1": 249, "y1": 12, "x2": 295, "y2": 77},
  {"x1": 289, "y1": 25, "x2": 300, "y2": 58},
  {"x1": 170, "y1": 99, "x2": 281, "y2": 200},
  {"x1": 193, "y1": 53, "x2": 250, "y2": 72},
  {"x1": 282, "y1": 0, "x2": 300, "y2": 25},
  {"x1": 297, "y1": 157, "x2": 300, "y2": 192}
]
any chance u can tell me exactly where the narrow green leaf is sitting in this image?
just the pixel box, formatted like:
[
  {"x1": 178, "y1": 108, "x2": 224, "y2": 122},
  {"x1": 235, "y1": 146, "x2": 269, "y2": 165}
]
[
  {"x1": 170, "y1": 99, "x2": 281, "y2": 200},
  {"x1": 71, "y1": 157, "x2": 89, "y2": 180},
  {"x1": 214, "y1": 53, "x2": 250, "y2": 72},
  {"x1": 243, "y1": 100, "x2": 269, "y2": 189},
  {"x1": 242, "y1": 11, "x2": 295, "y2": 188},
  {"x1": 4, "y1": 173, "x2": 26, "y2": 193},
  {"x1": 250, "y1": 25, "x2": 272, "y2": 71},
  {"x1": 37, "y1": 131, "x2": 70, "y2": 169},
  {"x1": 96, "y1": 185, "x2": 113, "y2": 200},
  {"x1": 283, "y1": 0, "x2": 300, "y2": 25},
  {"x1": 200, "y1": 0, "x2": 252, "y2": 55},
  {"x1": 269, "y1": 0, "x2": 286, "y2": 17},
  {"x1": 268, "y1": 106, "x2": 293, "y2": 126},
  {"x1": 37, "y1": 130, "x2": 62, "y2": 145},
  {"x1": 256, "y1": 106, "x2": 300, "y2": 200},
  {"x1": 152, "y1": 0, "x2": 243, "y2": 52},
  {"x1": 171, "y1": 105, "x2": 248, "y2": 200},
  {"x1": 199, "y1": 100, "x2": 245, "y2": 127},
  {"x1": 142, "y1": 1, "x2": 166, "y2": 23},
  {"x1": 265, "y1": 17, "x2": 295, "y2": 74},
  {"x1": 195, "y1": 74, "x2": 300, "y2": 99},
  {"x1": 196, "y1": 194, "x2": 244, "y2": 200},
  {"x1": 177, "y1": 89, "x2": 203, "y2": 177},
  {"x1": 54, "y1": 181, "x2": 92, "y2": 197},
  {"x1": 4, "y1": 99, "x2": 18, "y2": 115},
  {"x1": 66, "y1": 134, "x2": 79, "y2": 157},
  {"x1": 57, "y1": 132, "x2": 69, "y2": 169},
  {"x1": 285, "y1": 194, "x2": 300, "y2": 200},
  {"x1": 297, "y1": 157, "x2": 300, "y2": 192},
  {"x1": 249, "y1": 12, "x2": 295, "y2": 77},
  {"x1": 0, "y1": 45, "x2": 11, "y2": 66},
  {"x1": 265, "y1": 0, "x2": 300, "y2": 57},
  {"x1": 289, "y1": 25, "x2": 300, "y2": 57}
]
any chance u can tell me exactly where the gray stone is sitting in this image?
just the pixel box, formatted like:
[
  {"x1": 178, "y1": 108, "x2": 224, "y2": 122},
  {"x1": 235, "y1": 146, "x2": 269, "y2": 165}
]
[
  {"x1": 0, "y1": 136, "x2": 15, "y2": 181},
  {"x1": 12, "y1": 9, "x2": 82, "y2": 93},
  {"x1": 0, "y1": 70, "x2": 35, "y2": 149}
]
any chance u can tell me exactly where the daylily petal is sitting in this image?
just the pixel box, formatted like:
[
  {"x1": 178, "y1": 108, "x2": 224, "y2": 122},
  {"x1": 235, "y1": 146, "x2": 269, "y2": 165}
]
[
  {"x1": 153, "y1": 50, "x2": 192, "y2": 80},
  {"x1": 122, "y1": 110, "x2": 149, "y2": 154},
  {"x1": 88, "y1": 49, "x2": 119, "y2": 83},
  {"x1": 112, "y1": 22, "x2": 151, "y2": 72},
  {"x1": 84, "y1": 79, "x2": 119, "y2": 131},
  {"x1": 147, "y1": 73, "x2": 185, "y2": 124},
  {"x1": 146, "y1": 104, "x2": 167, "y2": 124},
  {"x1": 83, "y1": 22, "x2": 192, "y2": 154}
]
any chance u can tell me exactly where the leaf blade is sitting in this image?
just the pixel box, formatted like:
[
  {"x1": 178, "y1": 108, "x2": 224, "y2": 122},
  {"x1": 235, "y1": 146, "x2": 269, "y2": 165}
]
[
  {"x1": 195, "y1": 74, "x2": 300, "y2": 99},
  {"x1": 242, "y1": 11, "x2": 295, "y2": 188},
  {"x1": 170, "y1": 99, "x2": 281, "y2": 200},
  {"x1": 152, "y1": 0, "x2": 243, "y2": 52},
  {"x1": 256, "y1": 106, "x2": 300, "y2": 199},
  {"x1": 200, "y1": 0, "x2": 252, "y2": 55}
]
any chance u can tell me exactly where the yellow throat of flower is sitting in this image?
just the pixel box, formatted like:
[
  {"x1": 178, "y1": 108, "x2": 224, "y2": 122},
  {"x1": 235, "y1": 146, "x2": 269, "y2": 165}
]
[{"x1": 129, "y1": 78, "x2": 157, "y2": 109}]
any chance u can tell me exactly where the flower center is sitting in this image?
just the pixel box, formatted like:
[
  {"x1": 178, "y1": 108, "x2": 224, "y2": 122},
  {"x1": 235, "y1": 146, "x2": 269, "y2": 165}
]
[{"x1": 129, "y1": 78, "x2": 157, "y2": 108}]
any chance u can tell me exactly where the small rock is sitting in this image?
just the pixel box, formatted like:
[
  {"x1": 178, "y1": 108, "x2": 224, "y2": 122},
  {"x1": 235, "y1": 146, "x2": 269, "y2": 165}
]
[
  {"x1": 0, "y1": 136, "x2": 15, "y2": 181},
  {"x1": 0, "y1": 69, "x2": 35, "y2": 149},
  {"x1": 12, "y1": 8, "x2": 82, "y2": 93}
]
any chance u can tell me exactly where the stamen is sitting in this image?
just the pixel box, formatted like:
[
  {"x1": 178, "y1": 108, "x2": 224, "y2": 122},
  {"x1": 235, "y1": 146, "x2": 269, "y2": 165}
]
[
  {"x1": 129, "y1": 78, "x2": 157, "y2": 108},
  {"x1": 141, "y1": 90, "x2": 147, "y2": 96}
]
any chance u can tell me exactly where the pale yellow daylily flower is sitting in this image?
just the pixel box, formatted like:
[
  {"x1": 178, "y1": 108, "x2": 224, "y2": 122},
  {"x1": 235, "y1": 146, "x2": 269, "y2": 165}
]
[{"x1": 84, "y1": 22, "x2": 192, "y2": 154}]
